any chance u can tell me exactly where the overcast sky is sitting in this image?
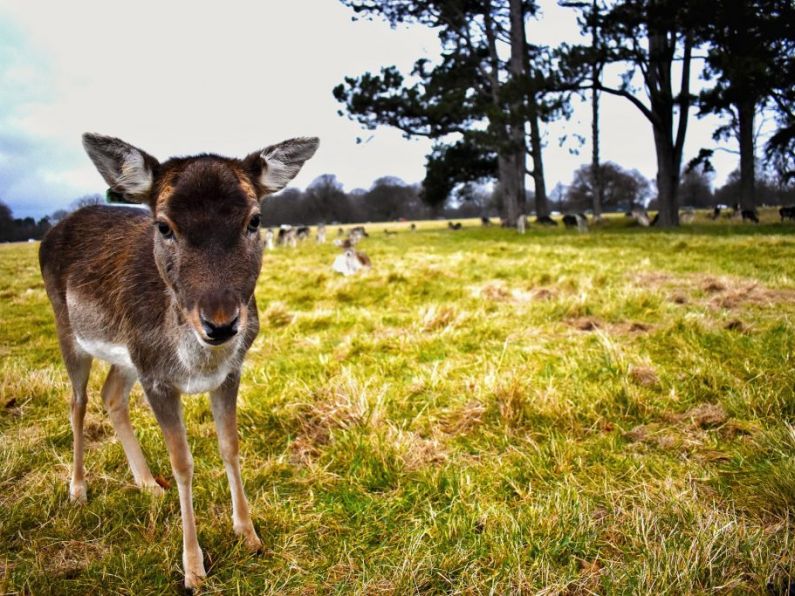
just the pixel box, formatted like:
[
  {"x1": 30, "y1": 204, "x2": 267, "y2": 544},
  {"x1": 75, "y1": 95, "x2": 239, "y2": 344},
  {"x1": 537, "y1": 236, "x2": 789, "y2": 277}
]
[{"x1": 1, "y1": 0, "x2": 738, "y2": 219}]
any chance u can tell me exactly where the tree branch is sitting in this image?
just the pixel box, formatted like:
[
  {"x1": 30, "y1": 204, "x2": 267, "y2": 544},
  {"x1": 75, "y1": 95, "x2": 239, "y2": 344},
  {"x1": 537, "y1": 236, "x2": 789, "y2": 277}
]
[
  {"x1": 595, "y1": 83, "x2": 658, "y2": 126},
  {"x1": 674, "y1": 34, "x2": 693, "y2": 162}
]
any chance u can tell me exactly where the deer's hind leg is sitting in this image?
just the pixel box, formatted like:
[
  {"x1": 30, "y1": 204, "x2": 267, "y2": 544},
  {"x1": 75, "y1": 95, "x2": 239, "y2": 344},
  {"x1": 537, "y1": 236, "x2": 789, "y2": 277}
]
[
  {"x1": 48, "y1": 292, "x2": 92, "y2": 503},
  {"x1": 101, "y1": 365, "x2": 162, "y2": 494},
  {"x1": 62, "y1": 344, "x2": 93, "y2": 504}
]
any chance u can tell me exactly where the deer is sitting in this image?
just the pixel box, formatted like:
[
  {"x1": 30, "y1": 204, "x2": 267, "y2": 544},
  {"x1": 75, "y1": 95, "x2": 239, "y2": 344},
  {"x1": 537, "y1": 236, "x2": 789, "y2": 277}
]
[
  {"x1": 517, "y1": 214, "x2": 527, "y2": 234},
  {"x1": 39, "y1": 132, "x2": 319, "y2": 590},
  {"x1": 264, "y1": 227, "x2": 275, "y2": 250},
  {"x1": 331, "y1": 238, "x2": 371, "y2": 275}
]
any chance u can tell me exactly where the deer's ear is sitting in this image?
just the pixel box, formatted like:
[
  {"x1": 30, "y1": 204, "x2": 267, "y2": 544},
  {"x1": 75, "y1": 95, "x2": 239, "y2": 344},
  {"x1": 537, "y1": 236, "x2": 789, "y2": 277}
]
[
  {"x1": 244, "y1": 137, "x2": 319, "y2": 197},
  {"x1": 82, "y1": 133, "x2": 159, "y2": 203}
]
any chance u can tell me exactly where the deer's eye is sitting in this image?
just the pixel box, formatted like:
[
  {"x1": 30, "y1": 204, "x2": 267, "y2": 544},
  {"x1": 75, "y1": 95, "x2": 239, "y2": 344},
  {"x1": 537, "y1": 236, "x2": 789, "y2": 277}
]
[
  {"x1": 156, "y1": 221, "x2": 174, "y2": 239},
  {"x1": 247, "y1": 214, "x2": 261, "y2": 234}
]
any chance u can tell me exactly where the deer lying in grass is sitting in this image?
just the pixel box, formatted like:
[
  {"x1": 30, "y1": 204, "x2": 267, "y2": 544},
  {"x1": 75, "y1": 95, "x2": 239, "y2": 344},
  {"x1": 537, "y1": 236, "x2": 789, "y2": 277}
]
[
  {"x1": 332, "y1": 238, "x2": 371, "y2": 275},
  {"x1": 39, "y1": 132, "x2": 319, "y2": 589}
]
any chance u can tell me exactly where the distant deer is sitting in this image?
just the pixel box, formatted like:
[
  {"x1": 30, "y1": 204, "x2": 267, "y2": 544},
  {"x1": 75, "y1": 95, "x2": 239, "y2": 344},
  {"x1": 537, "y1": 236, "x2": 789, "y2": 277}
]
[
  {"x1": 680, "y1": 207, "x2": 695, "y2": 224},
  {"x1": 630, "y1": 207, "x2": 651, "y2": 227},
  {"x1": 278, "y1": 224, "x2": 297, "y2": 247},
  {"x1": 349, "y1": 225, "x2": 368, "y2": 242},
  {"x1": 332, "y1": 238, "x2": 371, "y2": 275},
  {"x1": 39, "y1": 132, "x2": 319, "y2": 590},
  {"x1": 575, "y1": 213, "x2": 589, "y2": 233},
  {"x1": 264, "y1": 228, "x2": 275, "y2": 250}
]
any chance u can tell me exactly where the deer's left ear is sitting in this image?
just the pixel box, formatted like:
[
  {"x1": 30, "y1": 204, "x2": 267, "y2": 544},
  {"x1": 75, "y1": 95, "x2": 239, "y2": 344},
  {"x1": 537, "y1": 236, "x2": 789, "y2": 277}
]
[{"x1": 244, "y1": 137, "x2": 319, "y2": 197}]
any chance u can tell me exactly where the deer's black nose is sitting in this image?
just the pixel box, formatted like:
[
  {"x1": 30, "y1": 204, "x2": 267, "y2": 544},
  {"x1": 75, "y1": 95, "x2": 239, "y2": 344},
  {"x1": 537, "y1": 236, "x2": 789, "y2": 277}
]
[{"x1": 200, "y1": 313, "x2": 239, "y2": 344}]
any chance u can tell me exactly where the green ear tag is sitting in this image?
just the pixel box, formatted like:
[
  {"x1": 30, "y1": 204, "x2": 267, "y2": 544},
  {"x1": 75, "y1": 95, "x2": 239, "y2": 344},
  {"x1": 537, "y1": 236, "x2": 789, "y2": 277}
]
[{"x1": 106, "y1": 188, "x2": 135, "y2": 204}]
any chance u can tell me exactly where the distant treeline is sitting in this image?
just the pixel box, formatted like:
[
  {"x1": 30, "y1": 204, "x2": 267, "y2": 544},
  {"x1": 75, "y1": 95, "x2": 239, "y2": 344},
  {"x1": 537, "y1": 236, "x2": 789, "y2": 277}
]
[
  {"x1": 4, "y1": 161, "x2": 795, "y2": 242},
  {"x1": 554, "y1": 163, "x2": 795, "y2": 214},
  {"x1": 261, "y1": 174, "x2": 494, "y2": 226},
  {"x1": 0, "y1": 195, "x2": 100, "y2": 243},
  {"x1": 0, "y1": 202, "x2": 52, "y2": 243},
  {"x1": 262, "y1": 166, "x2": 795, "y2": 226}
]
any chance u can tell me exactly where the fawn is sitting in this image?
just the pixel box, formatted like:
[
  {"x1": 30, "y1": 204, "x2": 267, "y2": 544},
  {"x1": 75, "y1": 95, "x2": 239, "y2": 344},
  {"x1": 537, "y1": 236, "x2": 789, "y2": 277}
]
[{"x1": 39, "y1": 132, "x2": 318, "y2": 589}]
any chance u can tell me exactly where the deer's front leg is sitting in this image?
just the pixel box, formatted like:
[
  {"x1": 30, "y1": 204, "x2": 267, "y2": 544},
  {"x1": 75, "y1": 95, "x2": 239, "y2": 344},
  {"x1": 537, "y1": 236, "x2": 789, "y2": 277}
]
[
  {"x1": 144, "y1": 383, "x2": 205, "y2": 589},
  {"x1": 210, "y1": 375, "x2": 262, "y2": 552}
]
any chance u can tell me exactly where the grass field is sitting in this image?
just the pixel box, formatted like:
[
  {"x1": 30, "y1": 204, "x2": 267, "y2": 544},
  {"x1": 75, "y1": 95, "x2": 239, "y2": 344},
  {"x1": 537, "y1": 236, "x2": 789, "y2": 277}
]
[{"x1": 2, "y1": 211, "x2": 795, "y2": 594}]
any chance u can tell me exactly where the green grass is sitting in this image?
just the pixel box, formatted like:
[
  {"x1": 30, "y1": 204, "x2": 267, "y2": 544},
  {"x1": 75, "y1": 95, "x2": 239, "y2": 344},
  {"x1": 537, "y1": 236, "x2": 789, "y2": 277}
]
[{"x1": 2, "y1": 210, "x2": 795, "y2": 593}]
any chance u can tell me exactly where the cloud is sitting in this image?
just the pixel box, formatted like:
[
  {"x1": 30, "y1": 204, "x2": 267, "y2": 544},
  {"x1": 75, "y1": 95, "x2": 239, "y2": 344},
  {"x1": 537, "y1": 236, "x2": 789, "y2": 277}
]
[
  {"x1": 0, "y1": 15, "x2": 92, "y2": 218},
  {"x1": 0, "y1": 0, "x2": 439, "y2": 218}
]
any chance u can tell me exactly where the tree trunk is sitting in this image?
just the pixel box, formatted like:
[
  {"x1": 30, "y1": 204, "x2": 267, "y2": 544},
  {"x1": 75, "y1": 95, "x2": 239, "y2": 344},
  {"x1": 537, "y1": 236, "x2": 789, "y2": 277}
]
[
  {"x1": 737, "y1": 97, "x2": 756, "y2": 212},
  {"x1": 590, "y1": 0, "x2": 603, "y2": 219},
  {"x1": 591, "y1": 80, "x2": 603, "y2": 218},
  {"x1": 509, "y1": 0, "x2": 528, "y2": 222},
  {"x1": 499, "y1": 154, "x2": 521, "y2": 225},
  {"x1": 483, "y1": 3, "x2": 521, "y2": 227},
  {"x1": 643, "y1": 20, "x2": 690, "y2": 228},
  {"x1": 653, "y1": 129, "x2": 680, "y2": 226},
  {"x1": 528, "y1": 98, "x2": 550, "y2": 219}
]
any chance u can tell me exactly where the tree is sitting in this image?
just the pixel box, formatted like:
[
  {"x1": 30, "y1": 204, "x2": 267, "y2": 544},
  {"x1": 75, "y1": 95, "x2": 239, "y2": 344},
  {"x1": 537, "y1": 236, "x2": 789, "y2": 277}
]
[
  {"x1": 521, "y1": 43, "x2": 561, "y2": 220},
  {"x1": 421, "y1": 140, "x2": 497, "y2": 212},
  {"x1": 678, "y1": 168, "x2": 713, "y2": 208},
  {"x1": 334, "y1": 0, "x2": 558, "y2": 226},
  {"x1": 694, "y1": 0, "x2": 794, "y2": 213},
  {"x1": 0, "y1": 201, "x2": 14, "y2": 242},
  {"x1": 763, "y1": 7, "x2": 795, "y2": 187},
  {"x1": 363, "y1": 177, "x2": 421, "y2": 221},
  {"x1": 565, "y1": 161, "x2": 651, "y2": 212},
  {"x1": 303, "y1": 174, "x2": 355, "y2": 223},
  {"x1": 70, "y1": 194, "x2": 105, "y2": 210},
  {"x1": 261, "y1": 187, "x2": 304, "y2": 226},
  {"x1": 50, "y1": 209, "x2": 70, "y2": 224},
  {"x1": 563, "y1": 0, "x2": 697, "y2": 226},
  {"x1": 559, "y1": 0, "x2": 607, "y2": 219}
]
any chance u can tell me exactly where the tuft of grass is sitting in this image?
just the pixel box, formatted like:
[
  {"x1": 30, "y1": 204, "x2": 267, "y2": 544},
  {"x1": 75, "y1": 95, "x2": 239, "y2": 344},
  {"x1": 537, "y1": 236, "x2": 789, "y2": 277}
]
[{"x1": 2, "y1": 211, "x2": 795, "y2": 592}]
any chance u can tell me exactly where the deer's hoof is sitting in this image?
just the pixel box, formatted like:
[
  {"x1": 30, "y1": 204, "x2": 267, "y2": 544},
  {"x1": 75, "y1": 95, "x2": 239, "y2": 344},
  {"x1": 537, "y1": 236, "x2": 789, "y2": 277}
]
[
  {"x1": 235, "y1": 524, "x2": 263, "y2": 553},
  {"x1": 183, "y1": 552, "x2": 206, "y2": 591},
  {"x1": 244, "y1": 532, "x2": 263, "y2": 553},
  {"x1": 69, "y1": 480, "x2": 87, "y2": 504},
  {"x1": 139, "y1": 480, "x2": 165, "y2": 496}
]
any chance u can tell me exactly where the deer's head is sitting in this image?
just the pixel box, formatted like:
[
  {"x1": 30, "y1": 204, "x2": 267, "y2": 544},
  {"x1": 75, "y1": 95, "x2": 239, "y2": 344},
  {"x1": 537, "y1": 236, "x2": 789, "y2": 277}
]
[{"x1": 83, "y1": 133, "x2": 318, "y2": 346}]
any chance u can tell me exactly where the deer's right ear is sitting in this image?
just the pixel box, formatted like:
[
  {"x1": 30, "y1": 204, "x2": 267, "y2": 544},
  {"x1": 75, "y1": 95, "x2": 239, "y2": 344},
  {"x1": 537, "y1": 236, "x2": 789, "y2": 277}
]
[
  {"x1": 82, "y1": 133, "x2": 159, "y2": 203},
  {"x1": 244, "y1": 137, "x2": 319, "y2": 198}
]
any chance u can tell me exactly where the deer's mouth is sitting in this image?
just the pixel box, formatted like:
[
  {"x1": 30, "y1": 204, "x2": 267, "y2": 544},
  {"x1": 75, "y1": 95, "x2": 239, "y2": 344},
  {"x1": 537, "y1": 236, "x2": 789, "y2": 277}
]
[{"x1": 203, "y1": 335, "x2": 234, "y2": 347}]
